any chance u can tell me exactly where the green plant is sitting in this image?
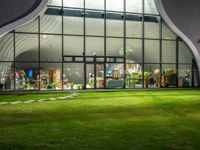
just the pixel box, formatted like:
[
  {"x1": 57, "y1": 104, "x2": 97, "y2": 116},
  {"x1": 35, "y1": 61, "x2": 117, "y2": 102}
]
[
  {"x1": 118, "y1": 47, "x2": 133, "y2": 56},
  {"x1": 52, "y1": 82, "x2": 58, "y2": 89}
]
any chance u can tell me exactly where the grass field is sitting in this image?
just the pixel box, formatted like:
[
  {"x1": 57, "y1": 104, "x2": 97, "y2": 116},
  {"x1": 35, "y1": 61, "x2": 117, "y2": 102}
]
[{"x1": 0, "y1": 90, "x2": 200, "y2": 150}]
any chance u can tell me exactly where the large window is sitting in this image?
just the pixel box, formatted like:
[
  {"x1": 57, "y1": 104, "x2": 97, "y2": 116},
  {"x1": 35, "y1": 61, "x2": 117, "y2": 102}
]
[
  {"x1": 106, "y1": 0, "x2": 124, "y2": 12},
  {"x1": 63, "y1": 0, "x2": 84, "y2": 8},
  {"x1": 64, "y1": 36, "x2": 84, "y2": 56},
  {"x1": 144, "y1": 40, "x2": 160, "y2": 63},
  {"x1": 162, "y1": 41, "x2": 176, "y2": 63},
  {"x1": 126, "y1": 39, "x2": 142, "y2": 63},
  {"x1": 144, "y1": 16, "x2": 160, "y2": 39},
  {"x1": 40, "y1": 63, "x2": 62, "y2": 90},
  {"x1": 85, "y1": 0, "x2": 104, "y2": 10},
  {"x1": 179, "y1": 41, "x2": 193, "y2": 64},
  {"x1": 0, "y1": 63, "x2": 14, "y2": 91},
  {"x1": 106, "y1": 38, "x2": 124, "y2": 56},
  {"x1": 15, "y1": 34, "x2": 39, "y2": 62},
  {"x1": 40, "y1": 35, "x2": 62, "y2": 62},
  {"x1": 63, "y1": 63, "x2": 84, "y2": 90},
  {"x1": 0, "y1": 34, "x2": 14, "y2": 61},
  {"x1": 40, "y1": 13, "x2": 62, "y2": 34},
  {"x1": 86, "y1": 37, "x2": 104, "y2": 56},
  {"x1": 144, "y1": 0, "x2": 159, "y2": 15},
  {"x1": 126, "y1": 17, "x2": 142, "y2": 38},
  {"x1": 86, "y1": 17, "x2": 104, "y2": 36},
  {"x1": 16, "y1": 18, "x2": 38, "y2": 33},
  {"x1": 126, "y1": 0, "x2": 142, "y2": 13},
  {"x1": 162, "y1": 22, "x2": 177, "y2": 40},
  {"x1": 15, "y1": 63, "x2": 39, "y2": 90},
  {"x1": 144, "y1": 64, "x2": 160, "y2": 88},
  {"x1": 0, "y1": 0, "x2": 198, "y2": 91},
  {"x1": 106, "y1": 63, "x2": 124, "y2": 89},
  {"x1": 64, "y1": 16, "x2": 84, "y2": 35},
  {"x1": 106, "y1": 17, "x2": 124, "y2": 37}
]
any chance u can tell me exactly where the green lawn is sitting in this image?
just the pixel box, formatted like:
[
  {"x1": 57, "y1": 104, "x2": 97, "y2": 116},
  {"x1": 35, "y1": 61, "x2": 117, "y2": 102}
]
[{"x1": 0, "y1": 90, "x2": 200, "y2": 150}]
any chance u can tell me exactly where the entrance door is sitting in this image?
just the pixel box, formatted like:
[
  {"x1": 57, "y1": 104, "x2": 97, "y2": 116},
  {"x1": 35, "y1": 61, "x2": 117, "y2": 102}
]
[{"x1": 86, "y1": 63, "x2": 104, "y2": 89}]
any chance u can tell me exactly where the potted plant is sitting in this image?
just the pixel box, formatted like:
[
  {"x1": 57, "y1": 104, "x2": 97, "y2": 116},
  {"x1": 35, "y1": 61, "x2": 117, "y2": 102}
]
[
  {"x1": 144, "y1": 72, "x2": 150, "y2": 88},
  {"x1": 52, "y1": 82, "x2": 58, "y2": 90}
]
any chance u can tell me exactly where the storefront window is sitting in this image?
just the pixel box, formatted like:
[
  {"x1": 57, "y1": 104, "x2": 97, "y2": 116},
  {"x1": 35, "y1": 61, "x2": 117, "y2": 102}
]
[
  {"x1": 63, "y1": 63, "x2": 84, "y2": 90},
  {"x1": 161, "y1": 64, "x2": 177, "y2": 88},
  {"x1": 15, "y1": 63, "x2": 39, "y2": 90},
  {"x1": 178, "y1": 64, "x2": 192, "y2": 88},
  {"x1": 144, "y1": 64, "x2": 160, "y2": 88},
  {"x1": 126, "y1": 64, "x2": 142, "y2": 88},
  {"x1": 40, "y1": 63, "x2": 62, "y2": 90},
  {"x1": 0, "y1": 63, "x2": 14, "y2": 91},
  {"x1": 106, "y1": 63, "x2": 124, "y2": 88}
]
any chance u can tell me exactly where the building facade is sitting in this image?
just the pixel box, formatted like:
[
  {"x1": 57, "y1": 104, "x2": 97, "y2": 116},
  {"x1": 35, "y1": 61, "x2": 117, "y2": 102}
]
[{"x1": 0, "y1": 0, "x2": 199, "y2": 91}]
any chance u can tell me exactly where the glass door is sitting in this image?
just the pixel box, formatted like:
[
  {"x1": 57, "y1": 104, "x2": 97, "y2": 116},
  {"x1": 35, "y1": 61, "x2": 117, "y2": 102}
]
[
  {"x1": 86, "y1": 64, "x2": 95, "y2": 89},
  {"x1": 86, "y1": 63, "x2": 104, "y2": 89},
  {"x1": 96, "y1": 64, "x2": 104, "y2": 89}
]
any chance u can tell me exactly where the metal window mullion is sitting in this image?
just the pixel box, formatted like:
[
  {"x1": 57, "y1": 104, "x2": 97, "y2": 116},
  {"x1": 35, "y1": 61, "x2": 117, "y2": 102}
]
[
  {"x1": 104, "y1": 0, "x2": 106, "y2": 89},
  {"x1": 62, "y1": 0, "x2": 64, "y2": 90},
  {"x1": 38, "y1": 17, "x2": 41, "y2": 91},
  {"x1": 159, "y1": 18, "x2": 162, "y2": 88},
  {"x1": 13, "y1": 32, "x2": 16, "y2": 92},
  {"x1": 176, "y1": 37, "x2": 179, "y2": 87},
  {"x1": 124, "y1": 0, "x2": 126, "y2": 89},
  {"x1": 142, "y1": 0, "x2": 145, "y2": 88},
  {"x1": 83, "y1": 0, "x2": 86, "y2": 89}
]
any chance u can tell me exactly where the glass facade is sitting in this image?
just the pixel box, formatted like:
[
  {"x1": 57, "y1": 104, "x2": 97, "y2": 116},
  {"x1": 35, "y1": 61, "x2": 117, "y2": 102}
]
[{"x1": 0, "y1": 0, "x2": 199, "y2": 91}]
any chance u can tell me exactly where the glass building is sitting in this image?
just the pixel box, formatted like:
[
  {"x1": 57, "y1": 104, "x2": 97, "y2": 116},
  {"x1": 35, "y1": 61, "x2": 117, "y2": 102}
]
[{"x1": 0, "y1": 0, "x2": 199, "y2": 91}]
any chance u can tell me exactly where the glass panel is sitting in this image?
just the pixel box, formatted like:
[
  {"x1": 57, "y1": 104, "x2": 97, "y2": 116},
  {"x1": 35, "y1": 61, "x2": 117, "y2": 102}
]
[
  {"x1": 86, "y1": 37, "x2": 104, "y2": 56},
  {"x1": 126, "y1": 64, "x2": 143, "y2": 88},
  {"x1": 0, "y1": 62, "x2": 14, "y2": 91},
  {"x1": 48, "y1": 0, "x2": 62, "y2": 6},
  {"x1": 178, "y1": 64, "x2": 192, "y2": 87},
  {"x1": 144, "y1": 40, "x2": 159, "y2": 63},
  {"x1": 40, "y1": 63, "x2": 62, "y2": 90},
  {"x1": 179, "y1": 41, "x2": 193, "y2": 64},
  {"x1": 85, "y1": 0, "x2": 104, "y2": 10},
  {"x1": 162, "y1": 41, "x2": 176, "y2": 63},
  {"x1": 126, "y1": 39, "x2": 142, "y2": 63},
  {"x1": 96, "y1": 64, "x2": 104, "y2": 89},
  {"x1": 107, "y1": 18, "x2": 123, "y2": 37},
  {"x1": 86, "y1": 17, "x2": 104, "y2": 36},
  {"x1": 16, "y1": 18, "x2": 38, "y2": 33},
  {"x1": 106, "y1": 63, "x2": 124, "y2": 88},
  {"x1": 0, "y1": 34, "x2": 14, "y2": 61},
  {"x1": 144, "y1": 64, "x2": 160, "y2": 88},
  {"x1": 64, "y1": 36, "x2": 84, "y2": 55},
  {"x1": 126, "y1": 16, "x2": 142, "y2": 38},
  {"x1": 63, "y1": 63, "x2": 84, "y2": 90},
  {"x1": 15, "y1": 63, "x2": 39, "y2": 90},
  {"x1": 161, "y1": 64, "x2": 177, "y2": 87},
  {"x1": 106, "y1": 0, "x2": 124, "y2": 12},
  {"x1": 64, "y1": 16, "x2": 83, "y2": 35},
  {"x1": 144, "y1": 16, "x2": 160, "y2": 39},
  {"x1": 15, "y1": 34, "x2": 38, "y2": 62},
  {"x1": 40, "y1": 13, "x2": 62, "y2": 34},
  {"x1": 126, "y1": 0, "x2": 142, "y2": 13},
  {"x1": 40, "y1": 35, "x2": 62, "y2": 62},
  {"x1": 162, "y1": 22, "x2": 177, "y2": 40},
  {"x1": 63, "y1": 0, "x2": 84, "y2": 8},
  {"x1": 86, "y1": 64, "x2": 95, "y2": 88},
  {"x1": 106, "y1": 38, "x2": 124, "y2": 56},
  {"x1": 144, "y1": 0, "x2": 159, "y2": 15}
]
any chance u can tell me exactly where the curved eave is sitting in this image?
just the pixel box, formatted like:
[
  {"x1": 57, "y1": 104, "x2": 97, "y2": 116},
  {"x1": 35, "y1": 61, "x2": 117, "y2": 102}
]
[
  {"x1": 0, "y1": 0, "x2": 48, "y2": 38},
  {"x1": 155, "y1": 0, "x2": 200, "y2": 74}
]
